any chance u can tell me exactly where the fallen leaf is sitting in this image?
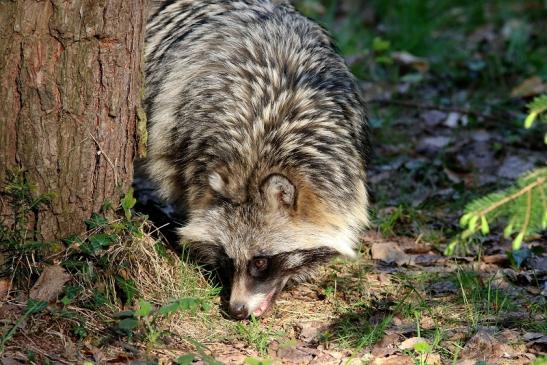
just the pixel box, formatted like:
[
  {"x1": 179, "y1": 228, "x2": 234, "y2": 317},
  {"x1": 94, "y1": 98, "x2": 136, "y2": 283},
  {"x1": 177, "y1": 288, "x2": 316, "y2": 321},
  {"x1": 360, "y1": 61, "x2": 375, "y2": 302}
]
[
  {"x1": 497, "y1": 156, "x2": 535, "y2": 179},
  {"x1": 399, "y1": 337, "x2": 429, "y2": 350},
  {"x1": 510, "y1": 76, "x2": 546, "y2": 98},
  {"x1": 0, "y1": 279, "x2": 11, "y2": 300},
  {"x1": 482, "y1": 254, "x2": 509, "y2": 266},
  {"x1": 371, "y1": 243, "x2": 413, "y2": 266},
  {"x1": 309, "y1": 351, "x2": 344, "y2": 365},
  {"x1": 421, "y1": 110, "x2": 447, "y2": 127},
  {"x1": 391, "y1": 51, "x2": 430, "y2": 73},
  {"x1": 277, "y1": 347, "x2": 314, "y2": 364},
  {"x1": 404, "y1": 244, "x2": 433, "y2": 255},
  {"x1": 29, "y1": 265, "x2": 71, "y2": 303},
  {"x1": 423, "y1": 353, "x2": 441, "y2": 365},
  {"x1": 371, "y1": 333, "x2": 401, "y2": 357},
  {"x1": 526, "y1": 256, "x2": 547, "y2": 273},
  {"x1": 444, "y1": 168, "x2": 464, "y2": 184},
  {"x1": 524, "y1": 332, "x2": 547, "y2": 351},
  {"x1": 0, "y1": 357, "x2": 26, "y2": 365},
  {"x1": 523, "y1": 332, "x2": 544, "y2": 341},
  {"x1": 417, "y1": 136, "x2": 451, "y2": 155},
  {"x1": 455, "y1": 360, "x2": 477, "y2": 365},
  {"x1": 460, "y1": 330, "x2": 513, "y2": 361},
  {"x1": 419, "y1": 316, "x2": 435, "y2": 330},
  {"x1": 296, "y1": 321, "x2": 329, "y2": 342},
  {"x1": 471, "y1": 129, "x2": 491, "y2": 142}
]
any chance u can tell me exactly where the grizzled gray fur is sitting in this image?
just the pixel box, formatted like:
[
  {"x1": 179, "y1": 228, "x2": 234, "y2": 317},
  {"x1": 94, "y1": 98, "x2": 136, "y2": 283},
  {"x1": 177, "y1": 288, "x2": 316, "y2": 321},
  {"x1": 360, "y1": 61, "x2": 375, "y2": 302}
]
[{"x1": 145, "y1": 0, "x2": 370, "y2": 319}]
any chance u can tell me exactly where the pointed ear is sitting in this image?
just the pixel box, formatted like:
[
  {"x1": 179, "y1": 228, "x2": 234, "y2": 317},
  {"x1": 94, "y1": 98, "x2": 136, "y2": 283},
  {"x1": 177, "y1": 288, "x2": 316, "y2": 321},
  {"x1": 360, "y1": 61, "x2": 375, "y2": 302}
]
[
  {"x1": 208, "y1": 171, "x2": 226, "y2": 195},
  {"x1": 178, "y1": 222, "x2": 212, "y2": 243},
  {"x1": 261, "y1": 174, "x2": 296, "y2": 210}
]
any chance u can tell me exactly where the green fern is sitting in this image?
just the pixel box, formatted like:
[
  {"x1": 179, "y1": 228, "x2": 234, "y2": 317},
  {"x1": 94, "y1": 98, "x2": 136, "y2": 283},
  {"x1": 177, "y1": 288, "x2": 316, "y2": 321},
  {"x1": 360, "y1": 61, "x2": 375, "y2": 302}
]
[
  {"x1": 448, "y1": 95, "x2": 547, "y2": 254},
  {"x1": 524, "y1": 94, "x2": 547, "y2": 144}
]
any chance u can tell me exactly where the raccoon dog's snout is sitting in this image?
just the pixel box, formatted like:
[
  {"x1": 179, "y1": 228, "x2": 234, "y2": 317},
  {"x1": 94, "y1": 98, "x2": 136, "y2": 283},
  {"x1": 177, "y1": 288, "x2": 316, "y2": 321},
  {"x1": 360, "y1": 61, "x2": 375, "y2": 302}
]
[
  {"x1": 230, "y1": 303, "x2": 248, "y2": 320},
  {"x1": 145, "y1": 0, "x2": 370, "y2": 319}
]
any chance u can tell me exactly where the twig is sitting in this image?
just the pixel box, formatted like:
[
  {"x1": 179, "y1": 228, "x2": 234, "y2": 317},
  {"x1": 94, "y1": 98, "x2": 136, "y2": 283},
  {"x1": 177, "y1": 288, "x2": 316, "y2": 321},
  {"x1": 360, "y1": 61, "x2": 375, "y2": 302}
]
[
  {"x1": 88, "y1": 132, "x2": 119, "y2": 187},
  {"x1": 367, "y1": 98, "x2": 506, "y2": 122},
  {"x1": 479, "y1": 177, "x2": 545, "y2": 217}
]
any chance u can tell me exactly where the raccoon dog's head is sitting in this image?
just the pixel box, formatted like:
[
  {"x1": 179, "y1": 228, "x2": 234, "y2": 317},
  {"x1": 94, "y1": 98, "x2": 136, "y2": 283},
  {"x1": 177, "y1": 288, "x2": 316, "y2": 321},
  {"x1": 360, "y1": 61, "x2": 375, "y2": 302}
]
[{"x1": 179, "y1": 171, "x2": 356, "y2": 319}]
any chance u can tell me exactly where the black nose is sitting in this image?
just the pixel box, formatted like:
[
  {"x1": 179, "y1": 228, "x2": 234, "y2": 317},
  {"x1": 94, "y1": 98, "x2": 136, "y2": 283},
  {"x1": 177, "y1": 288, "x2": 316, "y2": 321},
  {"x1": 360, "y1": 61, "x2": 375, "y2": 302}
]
[{"x1": 230, "y1": 303, "x2": 248, "y2": 319}]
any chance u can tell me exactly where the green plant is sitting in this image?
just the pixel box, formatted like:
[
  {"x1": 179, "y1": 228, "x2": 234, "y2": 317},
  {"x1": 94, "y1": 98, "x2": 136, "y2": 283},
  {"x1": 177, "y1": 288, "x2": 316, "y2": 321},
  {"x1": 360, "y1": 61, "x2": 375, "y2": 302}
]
[
  {"x1": 532, "y1": 355, "x2": 547, "y2": 365},
  {"x1": 449, "y1": 96, "x2": 547, "y2": 254},
  {"x1": 244, "y1": 357, "x2": 273, "y2": 365},
  {"x1": 325, "y1": 308, "x2": 393, "y2": 350},
  {"x1": 525, "y1": 95, "x2": 547, "y2": 141},
  {"x1": 121, "y1": 188, "x2": 137, "y2": 220},
  {"x1": 412, "y1": 340, "x2": 433, "y2": 365},
  {"x1": 0, "y1": 169, "x2": 55, "y2": 285},
  {"x1": 372, "y1": 36, "x2": 393, "y2": 65},
  {"x1": 455, "y1": 270, "x2": 512, "y2": 330},
  {"x1": 116, "y1": 297, "x2": 209, "y2": 347},
  {"x1": 235, "y1": 317, "x2": 283, "y2": 356}
]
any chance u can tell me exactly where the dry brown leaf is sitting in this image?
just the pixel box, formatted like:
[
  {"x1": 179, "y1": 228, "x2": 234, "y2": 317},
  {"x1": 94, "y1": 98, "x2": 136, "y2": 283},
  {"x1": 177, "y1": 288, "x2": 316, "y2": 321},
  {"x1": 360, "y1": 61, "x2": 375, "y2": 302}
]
[
  {"x1": 29, "y1": 265, "x2": 71, "y2": 302},
  {"x1": 309, "y1": 352, "x2": 343, "y2": 365},
  {"x1": 482, "y1": 254, "x2": 509, "y2": 266},
  {"x1": 371, "y1": 333, "x2": 401, "y2": 357},
  {"x1": 423, "y1": 353, "x2": 441, "y2": 365},
  {"x1": 0, "y1": 279, "x2": 11, "y2": 300},
  {"x1": 399, "y1": 337, "x2": 429, "y2": 350},
  {"x1": 277, "y1": 347, "x2": 314, "y2": 364},
  {"x1": 419, "y1": 316, "x2": 435, "y2": 330},
  {"x1": 296, "y1": 320, "x2": 329, "y2": 342},
  {"x1": 460, "y1": 330, "x2": 513, "y2": 361},
  {"x1": 404, "y1": 244, "x2": 433, "y2": 255},
  {"x1": 510, "y1": 76, "x2": 546, "y2": 98},
  {"x1": 371, "y1": 242, "x2": 413, "y2": 266},
  {"x1": 391, "y1": 51, "x2": 430, "y2": 73},
  {"x1": 0, "y1": 357, "x2": 26, "y2": 365}
]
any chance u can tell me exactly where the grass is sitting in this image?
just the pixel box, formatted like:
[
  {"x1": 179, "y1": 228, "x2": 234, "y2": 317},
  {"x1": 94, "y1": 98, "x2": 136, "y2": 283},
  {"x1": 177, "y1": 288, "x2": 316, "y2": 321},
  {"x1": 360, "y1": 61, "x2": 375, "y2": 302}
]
[
  {"x1": 235, "y1": 317, "x2": 284, "y2": 356},
  {"x1": 323, "y1": 309, "x2": 393, "y2": 349},
  {"x1": 455, "y1": 270, "x2": 514, "y2": 330},
  {"x1": 0, "y1": 183, "x2": 230, "y2": 357},
  {"x1": 1, "y1": 184, "x2": 543, "y2": 362}
]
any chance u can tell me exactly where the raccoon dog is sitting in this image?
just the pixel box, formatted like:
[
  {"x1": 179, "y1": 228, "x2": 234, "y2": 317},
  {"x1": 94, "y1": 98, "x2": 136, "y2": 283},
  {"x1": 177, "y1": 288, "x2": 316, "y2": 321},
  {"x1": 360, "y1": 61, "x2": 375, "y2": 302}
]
[{"x1": 145, "y1": 0, "x2": 370, "y2": 319}]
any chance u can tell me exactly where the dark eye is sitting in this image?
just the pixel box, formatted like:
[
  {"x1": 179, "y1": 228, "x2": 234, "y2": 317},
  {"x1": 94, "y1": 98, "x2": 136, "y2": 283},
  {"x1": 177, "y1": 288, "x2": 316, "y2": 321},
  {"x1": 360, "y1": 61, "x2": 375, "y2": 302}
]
[{"x1": 252, "y1": 258, "x2": 268, "y2": 272}]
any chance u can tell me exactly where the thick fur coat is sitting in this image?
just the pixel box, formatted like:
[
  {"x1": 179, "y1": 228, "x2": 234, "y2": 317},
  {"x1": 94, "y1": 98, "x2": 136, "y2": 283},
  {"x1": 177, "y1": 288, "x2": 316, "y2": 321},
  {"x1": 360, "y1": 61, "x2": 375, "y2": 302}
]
[{"x1": 145, "y1": 0, "x2": 370, "y2": 317}]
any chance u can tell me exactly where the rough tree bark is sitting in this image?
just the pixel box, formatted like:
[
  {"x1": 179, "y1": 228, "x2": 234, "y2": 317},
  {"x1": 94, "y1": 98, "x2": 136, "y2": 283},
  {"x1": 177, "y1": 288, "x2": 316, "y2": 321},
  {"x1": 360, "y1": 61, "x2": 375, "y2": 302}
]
[{"x1": 0, "y1": 0, "x2": 147, "y2": 240}]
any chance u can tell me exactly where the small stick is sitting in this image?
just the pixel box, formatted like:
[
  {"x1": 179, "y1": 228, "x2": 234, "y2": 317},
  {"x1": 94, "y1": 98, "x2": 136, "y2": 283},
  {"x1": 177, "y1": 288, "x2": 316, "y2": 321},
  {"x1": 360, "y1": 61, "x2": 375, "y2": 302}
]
[{"x1": 89, "y1": 132, "x2": 119, "y2": 187}]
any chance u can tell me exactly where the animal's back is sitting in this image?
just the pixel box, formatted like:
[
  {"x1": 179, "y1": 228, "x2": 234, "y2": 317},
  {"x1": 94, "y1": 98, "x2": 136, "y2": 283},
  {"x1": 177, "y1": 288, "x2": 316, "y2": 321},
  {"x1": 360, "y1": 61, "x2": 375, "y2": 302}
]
[{"x1": 145, "y1": 0, "x2": 369, "y2": 257}]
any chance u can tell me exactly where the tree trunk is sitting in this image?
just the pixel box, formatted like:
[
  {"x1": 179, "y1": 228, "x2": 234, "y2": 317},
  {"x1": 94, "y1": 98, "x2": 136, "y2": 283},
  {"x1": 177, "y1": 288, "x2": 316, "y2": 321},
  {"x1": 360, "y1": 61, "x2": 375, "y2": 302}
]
[{"x1": 0, "y1": 0, "x2": 147, "y2": 241}]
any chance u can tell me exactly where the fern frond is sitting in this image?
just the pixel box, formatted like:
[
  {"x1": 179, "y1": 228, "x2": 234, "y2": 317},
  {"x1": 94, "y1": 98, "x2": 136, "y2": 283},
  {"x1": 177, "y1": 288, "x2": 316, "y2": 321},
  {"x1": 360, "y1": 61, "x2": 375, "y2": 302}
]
[
  {"x1": 450, "y1": 168, "x2": 547, "y2": 254},
  {"x1": 524, "y1": 94, "x2": 547, "y2": 129},
  {"x1": 449, "y1": 95, "x2": 547, "y2": 256}
]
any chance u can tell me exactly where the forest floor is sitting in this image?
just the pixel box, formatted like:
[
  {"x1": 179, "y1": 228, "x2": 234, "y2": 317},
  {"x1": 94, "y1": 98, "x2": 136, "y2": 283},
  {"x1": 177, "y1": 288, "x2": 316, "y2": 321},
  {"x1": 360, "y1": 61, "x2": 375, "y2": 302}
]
[{"x1": 1, "y1": 0, "x2": 546, "y2": 364}]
